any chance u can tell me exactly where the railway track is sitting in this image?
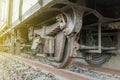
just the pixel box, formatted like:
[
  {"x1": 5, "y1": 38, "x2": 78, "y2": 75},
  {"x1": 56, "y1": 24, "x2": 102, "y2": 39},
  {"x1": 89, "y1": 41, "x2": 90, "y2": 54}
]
[
  {"x1": 67, "y1": 63, "x2": 120, "y2": 80},
  {"x1": 0, "y1": 52, "x2": 120, "y2": 80},
  {"x1": 0, "y1": 52, "x2": 90, "y2": 80},
  {"x1": 17, "y1": 53, "x2": 120, "y2": 80},
  {"x1": 70, "y1": 62, "x2": 120, "y2": 76}
]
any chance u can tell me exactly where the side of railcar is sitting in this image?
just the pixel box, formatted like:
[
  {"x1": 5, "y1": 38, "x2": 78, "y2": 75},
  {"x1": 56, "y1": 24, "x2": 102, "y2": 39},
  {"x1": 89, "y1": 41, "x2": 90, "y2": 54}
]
[{"x1": 0, "y1": 0, "x2": 11, "y2": 52}]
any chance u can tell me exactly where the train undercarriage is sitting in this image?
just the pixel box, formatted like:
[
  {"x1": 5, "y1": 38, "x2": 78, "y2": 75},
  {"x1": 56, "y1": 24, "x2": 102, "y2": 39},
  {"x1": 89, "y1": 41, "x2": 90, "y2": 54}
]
[{"x1": 1, "y1": 1, "x2": 120, "y2": 68}]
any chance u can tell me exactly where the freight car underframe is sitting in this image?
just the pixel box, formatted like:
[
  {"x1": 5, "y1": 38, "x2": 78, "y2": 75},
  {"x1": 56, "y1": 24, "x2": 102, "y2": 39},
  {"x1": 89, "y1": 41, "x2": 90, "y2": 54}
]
[{"x1": 2, "y1": 4, "x2": 120, "y2": 68}]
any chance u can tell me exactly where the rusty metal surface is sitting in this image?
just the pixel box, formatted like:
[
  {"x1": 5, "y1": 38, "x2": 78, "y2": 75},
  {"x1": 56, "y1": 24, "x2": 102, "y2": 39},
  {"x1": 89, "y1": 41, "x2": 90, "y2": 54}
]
[
  {"x1": 1, "y1": 53, "x2": 90, "y2": 80},
  {"x1": 55, "y1": 32, "x2": 66, "y2": 62},
  {"x1": 46, "y1": 22, "x2": 61, "y2": 36}
]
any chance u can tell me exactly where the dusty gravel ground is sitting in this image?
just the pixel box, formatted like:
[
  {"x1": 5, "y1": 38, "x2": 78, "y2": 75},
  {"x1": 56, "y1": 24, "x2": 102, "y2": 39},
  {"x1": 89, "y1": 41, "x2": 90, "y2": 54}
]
[{"x1": 0, "y1": 55, "x2": 58, "y2": 80}]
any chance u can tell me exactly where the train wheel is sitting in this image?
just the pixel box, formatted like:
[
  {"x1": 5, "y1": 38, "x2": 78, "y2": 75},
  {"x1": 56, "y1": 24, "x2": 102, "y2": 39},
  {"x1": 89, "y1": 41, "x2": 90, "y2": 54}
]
[
  {"x1": 83, "y1": 53, "x2": 111, "y2": 66},
  {"x1": 53, "y1": 38, "x2": 73, "y2": 68}
]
